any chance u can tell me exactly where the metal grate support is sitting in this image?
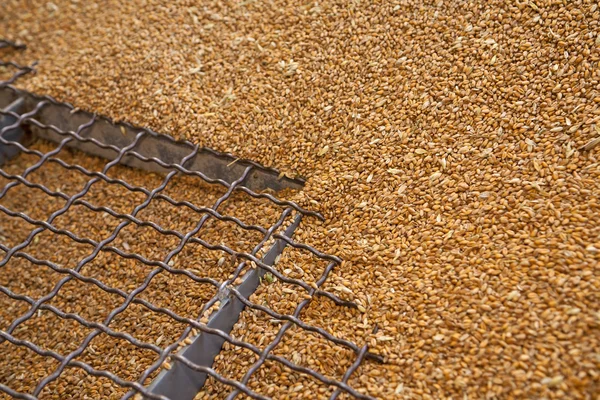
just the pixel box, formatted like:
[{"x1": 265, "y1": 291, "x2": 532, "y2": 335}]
[{"x1": 0, "y1": 41, "x2": 382, "y2": 400}]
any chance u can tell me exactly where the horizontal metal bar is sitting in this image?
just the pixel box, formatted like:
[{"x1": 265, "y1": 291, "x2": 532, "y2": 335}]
[{"x1": 0, "y1": 86, "x2": 304, "y2": 192}]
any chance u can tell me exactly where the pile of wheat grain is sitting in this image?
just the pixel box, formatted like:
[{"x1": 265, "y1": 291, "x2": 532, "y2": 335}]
[{"x1": 2, "y1": 0, "x2": 599, "y2": 398}]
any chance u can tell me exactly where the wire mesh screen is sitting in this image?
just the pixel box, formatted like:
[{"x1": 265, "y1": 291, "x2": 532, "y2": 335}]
[{"x1": 0, "y1": 42, "x2": 381, "y2": 399}]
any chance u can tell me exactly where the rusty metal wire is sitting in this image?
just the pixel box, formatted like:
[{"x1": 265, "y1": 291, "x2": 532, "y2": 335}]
[{"x1": 0, "y1": 45, "x2": 380, "y2": 400}]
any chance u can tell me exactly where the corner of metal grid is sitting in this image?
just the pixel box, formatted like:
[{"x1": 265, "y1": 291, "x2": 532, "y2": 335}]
[
  {"x1": 0, "y1": 83, "x2": 308, "y2": 399},
  {"x1": 144, "y1": 215, "x2": 302, "y2": 400}
]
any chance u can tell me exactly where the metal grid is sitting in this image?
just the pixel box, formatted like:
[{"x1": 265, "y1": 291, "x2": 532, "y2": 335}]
[{"x1": 0, "y1": 43, "x2": 382, "y2": 399}]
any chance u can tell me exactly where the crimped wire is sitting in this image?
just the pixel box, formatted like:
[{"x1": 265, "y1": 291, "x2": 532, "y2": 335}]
[{"x1": 224, "y1": 254, "x2": 373, "y2": 400}]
